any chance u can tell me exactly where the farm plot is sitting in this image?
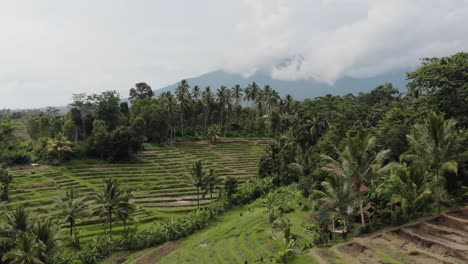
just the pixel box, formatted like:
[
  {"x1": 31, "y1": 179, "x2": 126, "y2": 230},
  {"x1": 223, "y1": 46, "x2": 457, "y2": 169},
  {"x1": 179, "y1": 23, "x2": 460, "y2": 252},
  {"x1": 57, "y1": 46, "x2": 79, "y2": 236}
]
[{"x1": 311, "y1": 207, "x2": 468, "y2": 264}]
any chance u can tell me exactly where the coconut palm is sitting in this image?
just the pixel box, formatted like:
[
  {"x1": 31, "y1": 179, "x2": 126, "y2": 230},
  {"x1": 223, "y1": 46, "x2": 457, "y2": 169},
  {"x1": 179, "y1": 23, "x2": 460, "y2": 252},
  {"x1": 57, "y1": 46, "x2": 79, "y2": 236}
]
[
  {"x1": 47, "y1": 136, "x2": 73, "y2": 163},
  {"x1": 216, "y1": 86, "x2": 229, "y2": 127},
  {"x1": 175, "y1": 80, "x2": 190, "y2": 138},
  {"x1": 231, "y1": 84, "x2": 243, "y2": 122},
  {"x1": 33, "y1": 219, "x2": 60, "y2": 263},
  {"x1": 116, "y1": 188, "x2": 137, "y2": 233},
  {"x1": 202, "y1": 169, "x2": 222, "y2": 200},
  {"x1": 94, "y1": 177, "x2": 125, "y2": 244},
  {"x1": 0, "y1": 168, "x2": 12, "y2": 201},
  {"x1": 401, "y1": 112, "x2": 461, "y2": 212},
  {"x1": 314, "y1": 174, "x2": 354, "y2": 236},
  {"x1": 202, "y1": 86, "x2": 214, "y2": 133},
  {"x1": 207, "y1": 125, "x2": 221, "y2": 143},
  {"x1": 263, "y1": 191, "x2": 282, "y2": 222},
  {"x1": 54, "y1": 188, "x2": 89, "y2": 236},
  {"x1": 387, "y1": 165, "x2": 432, "y2": 218},
  {"x1": 2, "y1": 232, "x2": 45, "y2": 264},
  {"x1": 187, "y1": 160, "x2": 207, "y2": 209},
  {"x1": 191, "y1": 85, "x2": 201, "y2": 100},
  {"x1": 321, "y1": 134, "x2": 392, "y2": 228},
  {"x1": 161, "y1": 92, "x2": 177, "y2": 139}
]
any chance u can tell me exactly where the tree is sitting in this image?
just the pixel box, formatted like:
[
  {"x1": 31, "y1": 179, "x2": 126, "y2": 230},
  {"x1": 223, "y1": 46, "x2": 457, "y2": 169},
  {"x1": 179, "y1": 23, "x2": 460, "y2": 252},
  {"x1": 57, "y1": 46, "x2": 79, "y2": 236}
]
[
  {"x1": 116, "y1": 188, "x2": 136, "y2": 233},
  {"x1": 187, "y1": 161, "x2": 207, "y2": 209},
  {"x1": 47, "y1": 136, "x2": 73, "y2": 163},
  {"x1": 175, "y1": 80, "x2": 190, "y2": 138},
  {"x1": 387, "y1": 165, "x2": 432, "y2": 218},
  {"x1": 231, "y1": 85, "x2": 243, "y2": 122},
  {"x1": 314, "y1": 173, "x2": 354, "y2": 237},
  {"x1": 54, "y1": 188, "x2": 89, "y2": 237},
  {"x1": 202, "y1": 169, "x2": 222, "y2": 200},
  {"x1": 129, "y1": 82, "x2": 154, "y2": 101},
  {"x1": 90, "y1": 120, "x2": 109, "y2": 160},
  {"x1": 321, "y1": 134, "x2": 392, "y2": 228},
  {"x1": 94, "y1": 177, "x2": 125, "y2": 249},
  {"x1": 202, "y1": 87, "x2": 214, "y2": 133},
  {"x1": 32, "y1": 219, "x2": 60, "y2": 263},
  {"x1": 0, "y1": 168, "x2": 12, "y2": 201},
  {"x1": 2, "y1": 232, "x2": 45, "y2": 264},
  {"x1": 207, "y1": 125, "x2": 221, "y2": 143},
  {"x1": 401, "y1": 112, "x2": 462, "y2": 212}
]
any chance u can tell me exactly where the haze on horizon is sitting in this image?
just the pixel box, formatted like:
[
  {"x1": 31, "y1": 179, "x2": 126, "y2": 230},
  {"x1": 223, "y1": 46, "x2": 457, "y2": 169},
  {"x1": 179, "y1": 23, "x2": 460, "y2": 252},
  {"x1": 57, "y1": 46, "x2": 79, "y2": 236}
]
[{"x1": 1, "y1": 0, "x2": 467, "y2": 109}]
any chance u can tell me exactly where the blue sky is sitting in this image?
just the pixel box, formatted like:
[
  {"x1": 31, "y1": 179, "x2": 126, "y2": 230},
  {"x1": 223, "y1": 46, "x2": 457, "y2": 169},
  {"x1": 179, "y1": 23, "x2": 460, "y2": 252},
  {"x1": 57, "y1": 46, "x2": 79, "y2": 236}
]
[{"x1": 1, "y1": 0, "x2": 467, "y2": 108}]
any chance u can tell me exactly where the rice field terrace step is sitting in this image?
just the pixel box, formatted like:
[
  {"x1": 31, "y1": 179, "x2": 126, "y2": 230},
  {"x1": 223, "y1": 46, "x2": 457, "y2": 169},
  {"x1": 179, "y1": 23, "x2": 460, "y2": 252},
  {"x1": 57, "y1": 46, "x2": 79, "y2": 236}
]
[
  {"x1": 437, "y1": 213, "x2": 468, "y2": 232},
  {"x1": 142, "y1": 199, "x2": 213, "y2": 208},
  {"x1": 394, "y1": 227, "x2": 468, "y2": 261},
  {"x1": 134, "y1": 195, "x2": 217, "y2": 203}
]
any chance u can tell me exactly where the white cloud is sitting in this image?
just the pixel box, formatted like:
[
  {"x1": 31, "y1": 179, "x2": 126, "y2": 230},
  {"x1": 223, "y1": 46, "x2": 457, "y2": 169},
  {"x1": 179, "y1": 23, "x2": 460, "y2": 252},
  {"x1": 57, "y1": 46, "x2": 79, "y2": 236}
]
[{"x1": 0, "y1": 0, "x2": 467, "y2": 108}]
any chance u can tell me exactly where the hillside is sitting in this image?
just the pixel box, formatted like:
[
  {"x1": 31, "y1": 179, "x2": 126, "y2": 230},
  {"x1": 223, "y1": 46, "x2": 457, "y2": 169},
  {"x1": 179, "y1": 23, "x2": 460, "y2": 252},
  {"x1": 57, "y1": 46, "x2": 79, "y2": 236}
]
[
  {"x1": 155, "y1": 69, "x2": 410, "y2": 99},
  {"x1": 6, "y1": 140, "x2": 267, "y2": 240}
]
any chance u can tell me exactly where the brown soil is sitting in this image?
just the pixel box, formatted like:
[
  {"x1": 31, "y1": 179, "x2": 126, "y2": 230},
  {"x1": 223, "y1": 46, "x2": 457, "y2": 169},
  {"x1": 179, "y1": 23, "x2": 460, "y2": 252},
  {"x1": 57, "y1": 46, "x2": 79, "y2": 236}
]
[
  {"x1": 310, "y1": 207, "x2": 468, "y2": 264},
  {"x1": 135, "y1": 241, "x2": 181, "y2": 264}
]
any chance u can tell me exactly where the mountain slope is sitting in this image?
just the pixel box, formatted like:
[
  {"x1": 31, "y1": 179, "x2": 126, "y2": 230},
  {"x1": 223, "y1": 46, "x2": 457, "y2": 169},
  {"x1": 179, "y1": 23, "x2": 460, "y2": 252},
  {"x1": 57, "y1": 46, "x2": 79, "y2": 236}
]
[{"x1": 155, "y1": 69, "x2": 410, "y2": 99}]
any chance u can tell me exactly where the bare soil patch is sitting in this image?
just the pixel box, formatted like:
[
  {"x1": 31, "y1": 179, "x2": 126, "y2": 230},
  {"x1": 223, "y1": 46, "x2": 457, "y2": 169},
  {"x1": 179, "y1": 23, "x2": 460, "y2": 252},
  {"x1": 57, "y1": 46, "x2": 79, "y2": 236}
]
[{"x1": 135, "y1": 241, "x2": 181, "y2": 264}]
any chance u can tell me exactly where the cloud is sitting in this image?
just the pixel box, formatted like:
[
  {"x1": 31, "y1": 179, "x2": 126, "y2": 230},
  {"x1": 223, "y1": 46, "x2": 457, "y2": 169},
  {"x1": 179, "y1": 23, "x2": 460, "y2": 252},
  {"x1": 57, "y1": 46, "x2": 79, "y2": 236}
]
[{"x1": 0, "y1": 0, "x2": 467, "y2": 108}]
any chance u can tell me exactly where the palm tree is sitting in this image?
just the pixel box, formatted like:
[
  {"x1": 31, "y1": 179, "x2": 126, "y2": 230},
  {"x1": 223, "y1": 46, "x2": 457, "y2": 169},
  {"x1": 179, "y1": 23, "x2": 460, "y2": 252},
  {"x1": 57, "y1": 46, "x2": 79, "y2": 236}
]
[
  {"x1": 401, "y1": 112, "x2": 461, "y2": 212},
  {"x1": 94, "y1": 177, "x2": 124, "y2": 245},
  {"x1": 216, "y1": 86, "x2": 228, "y2": 127},
  {"x1": 2, "y1": 233, "x2": 45, "y2": 264},
  {"x1": 0, "y1": 168, "x2": 12, "y2": 201},
  {"x1": 175, "y1": 80, "x2": 190, "y2": 138},
  {"x1": 187, "y1": 161, "x2": 207, "y2": 209},
  {"x1": 232, "y1": 85, "x2": 243, "y2": 122},
  {"x1": 314, "y1": 174, "x2": 354, "y2": 237},
  {"x1": 223, "y1": 89, "x2": 232, "y2": 137},
  {"x1": 192, "y1": 85, "x2": 201, "y2": 100},
  {"x1": 207, "y1": 125, "x2": 221, "y2": 143},
  {"x1": 54, "y1": 188, "x2": 89, "y2": 236},
  {"x1": 161, "y1": 92, "x2": 177, "y2": 139},
  {"x1": 321, "y1": 134, "x2": 392, "y2": 228},
  {"x1": 116, "y1": 188, "x2": 136, "y2": 233},
  {"x1": 202, "y1": 169, "x2": 222, "y2": 200},
  {"x1": 33, "y1": 219, "x2": 60, "y2": 263},
  {"x1": 387, "y1": 165, "x2": 432, "y2": 218},
  {"x1": 263, "y1": 192, "x2": 281, "y2": 222},
  {"x1": 202, "y1": 87, "x2": 214, "y2": 133},
  {"x1": 245, "y1": 82, "x2": 260, "y2": 132},
  {"x1": 47, "y1": 136, "x2": 73, "y2": 163}
]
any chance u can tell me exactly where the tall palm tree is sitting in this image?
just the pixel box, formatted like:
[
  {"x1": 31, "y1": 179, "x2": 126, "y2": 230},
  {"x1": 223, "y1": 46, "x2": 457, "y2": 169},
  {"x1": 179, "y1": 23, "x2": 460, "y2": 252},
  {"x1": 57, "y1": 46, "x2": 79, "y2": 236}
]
[
  {"x1": 161, "y1": 92, "x2": 177, "y2": 139},
  {"x1": 47, "y1": 136, "x2": 73, "y2": 163},
  {"x1": 223, "y1": 89, "x2": 232, "y2": 137},
  {"x1": 116, "y1": 188, "x2": 136, "y2": 233},
  {"x1": 175, "y1": 80, "x2": 190, "y2": 138},
  {"x1": 54, "y1": 188, "x2": 89, "y2": 236},
  {"x1": 231, "y1": 85, "x2": 243, "y2": 122},
  {"x1": 401, "y1": 112, "x2": 461, "y2": 212},
  {"x1": 321, "y1": 134, "x2": 392, "y2": 228},
  {"x1": 191, "y1": 85, "x2": 201, "y2": 101},
  {"x1": 314, "y1": 174, "x2": 354, "y2": 236},
  {"x1": 2, "y1": 232, "x2": 45, "y2": 264},
  {"x1": 202, "y1": 169, "x2": 222, "y2": 200},
  {"x1": 245, "y1": 82, "x2": 260, "y2": 132},
  {"x1": 187, "y1": 161, "x2": 207, "y2": 209},
  {"x1": 202, "y1": 87, "x2": 214, "y2": 133},
  {"x1": 216, "y1": 86, "x2": 228, "y2": 127},
  {"x1": 94, "y1": 177, "x2": 124, "y2": 245}
]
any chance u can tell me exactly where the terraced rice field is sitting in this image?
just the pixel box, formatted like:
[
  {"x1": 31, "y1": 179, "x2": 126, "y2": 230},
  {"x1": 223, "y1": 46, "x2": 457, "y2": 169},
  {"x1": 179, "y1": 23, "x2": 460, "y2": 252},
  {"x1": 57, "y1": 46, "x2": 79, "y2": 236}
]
[
  {"x1": 5, "y1": 140, "x2": 267, "y2": 239},
  {"x1": 311, "y1": 207, "x2": 468, "y2": 264}
]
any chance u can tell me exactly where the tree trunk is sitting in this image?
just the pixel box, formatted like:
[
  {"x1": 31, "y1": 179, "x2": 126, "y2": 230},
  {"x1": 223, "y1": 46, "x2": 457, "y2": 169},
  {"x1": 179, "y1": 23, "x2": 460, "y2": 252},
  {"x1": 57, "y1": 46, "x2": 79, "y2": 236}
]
[
  {"x1": 82, "y1": 118, "x2": 86, "y2": 140},
  {"x1": 75, "y1": 126, "x2": 78, "y2": 145},
  {"x1": 358, "y1": 192, "x2": 366, "y2": 227},
  {"x1": 224, "y1": 109, "x2": 229, "y2": 138},
  {"x1": 70, "y1": 220, "x2": 74, "y2": 236},
  {"x1": 197, "y1": 187, "x2": 200, "y2": 209},
  {"x1": 435, "y1": 167, "x2": 442, "y2": 213}
]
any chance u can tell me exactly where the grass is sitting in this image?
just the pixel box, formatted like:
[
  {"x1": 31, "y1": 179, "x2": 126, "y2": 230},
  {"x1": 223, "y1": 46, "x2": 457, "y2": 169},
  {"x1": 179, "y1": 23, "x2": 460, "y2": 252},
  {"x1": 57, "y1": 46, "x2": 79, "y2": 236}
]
[
  {"x1": 126, "y1": 198, "x2": 319, "y2": 264},
  {"x1": 5, "y1": 140, "x2": 267, "y2": 240}
]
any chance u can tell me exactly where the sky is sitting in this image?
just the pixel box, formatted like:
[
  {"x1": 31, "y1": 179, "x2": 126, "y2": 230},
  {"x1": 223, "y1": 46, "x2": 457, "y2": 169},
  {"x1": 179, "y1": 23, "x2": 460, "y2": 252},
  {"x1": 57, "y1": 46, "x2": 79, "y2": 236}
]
[{"x1": 1, "y1": 0, "x2": 467, "y2": 109}]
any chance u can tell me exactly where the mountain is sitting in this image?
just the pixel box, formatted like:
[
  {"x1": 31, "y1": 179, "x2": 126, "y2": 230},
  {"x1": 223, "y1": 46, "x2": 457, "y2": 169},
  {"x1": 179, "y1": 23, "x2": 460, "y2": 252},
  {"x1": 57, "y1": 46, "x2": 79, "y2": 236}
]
[{"x1": 155, "y1": 69, "x2": 411, "y2": 100}]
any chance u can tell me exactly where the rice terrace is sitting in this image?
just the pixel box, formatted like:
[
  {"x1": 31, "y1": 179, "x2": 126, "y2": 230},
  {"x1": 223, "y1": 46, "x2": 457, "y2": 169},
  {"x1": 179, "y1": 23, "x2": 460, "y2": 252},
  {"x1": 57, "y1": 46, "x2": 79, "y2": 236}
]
[
  {"x1": 1, "y1": 2, "x2": 468, "y2": 264},
  {"x1": 5, "y1": 140, "x2": 267, "y2": 240}
]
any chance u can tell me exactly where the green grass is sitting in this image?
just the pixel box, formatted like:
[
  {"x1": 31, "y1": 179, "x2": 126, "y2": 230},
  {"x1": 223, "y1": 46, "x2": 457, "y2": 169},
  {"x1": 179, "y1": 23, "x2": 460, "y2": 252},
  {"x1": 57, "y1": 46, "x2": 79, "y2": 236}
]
[{"x1": 126, "y1": 199, "x2": 319, "y2": 264}]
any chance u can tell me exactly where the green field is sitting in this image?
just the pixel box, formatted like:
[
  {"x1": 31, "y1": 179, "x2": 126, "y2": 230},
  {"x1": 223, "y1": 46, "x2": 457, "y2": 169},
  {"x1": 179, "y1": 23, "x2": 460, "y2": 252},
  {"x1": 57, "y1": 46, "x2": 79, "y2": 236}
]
[
  {"x1": 125, "y1": 198, "x2": 319, "y2": 264},
  {"x1": 6, "y1": 140, "x2": 266, "y2": 240}
]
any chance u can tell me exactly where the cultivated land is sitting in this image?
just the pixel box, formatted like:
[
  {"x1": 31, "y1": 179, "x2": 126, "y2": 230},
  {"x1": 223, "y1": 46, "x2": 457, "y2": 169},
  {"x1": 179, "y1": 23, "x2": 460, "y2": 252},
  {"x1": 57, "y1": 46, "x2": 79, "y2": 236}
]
[
  {"x1": 5, "y1": 140, "x2": 267, "y2": 240},
  {"x1": 125, "y1": 199, "x2": 319, "y2": 264},
  {"x1": 310, "y1": 207, "x2": 468, "y2": 264}
]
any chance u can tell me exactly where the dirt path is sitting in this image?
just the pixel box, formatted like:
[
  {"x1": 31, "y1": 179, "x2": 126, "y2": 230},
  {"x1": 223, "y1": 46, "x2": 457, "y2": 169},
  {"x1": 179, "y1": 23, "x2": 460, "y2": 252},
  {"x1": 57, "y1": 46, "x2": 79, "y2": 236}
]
[{"x1": 134, "y1": 241, "x2": 181, "y2": 264}]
